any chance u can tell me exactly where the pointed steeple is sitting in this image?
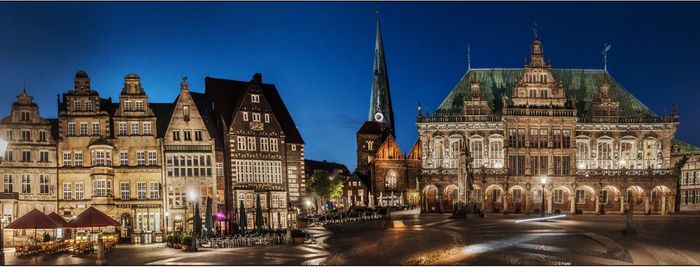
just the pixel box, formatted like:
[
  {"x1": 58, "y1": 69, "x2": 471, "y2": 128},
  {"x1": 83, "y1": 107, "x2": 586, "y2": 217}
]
[
  {"x1": 368, "y1": 13, "x2": 395, "y2": 137},
  {"x1": 529, "y1": 24, "x2": 546, "y2": 67}
]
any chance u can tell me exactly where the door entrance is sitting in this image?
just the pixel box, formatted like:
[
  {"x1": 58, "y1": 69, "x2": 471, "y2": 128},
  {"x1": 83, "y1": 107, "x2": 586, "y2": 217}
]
[{"x1": 120, "y1": 213, "x2": 132, "y2": 243}]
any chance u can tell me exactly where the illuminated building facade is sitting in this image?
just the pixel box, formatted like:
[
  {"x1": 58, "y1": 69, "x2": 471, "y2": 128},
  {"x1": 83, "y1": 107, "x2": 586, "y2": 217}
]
[{"x1": 417, "y1": 34, "x2": 684, "y2": 215}]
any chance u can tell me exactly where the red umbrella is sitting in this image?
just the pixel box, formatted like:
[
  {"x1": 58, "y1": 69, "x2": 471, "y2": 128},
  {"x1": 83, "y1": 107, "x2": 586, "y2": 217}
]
[
  {"x1": 66, "y1": 207, "x2": 120, "y2": 228},
  {"x1": 4, "y1": 209, "x2": 59, "y2": 229},
  {"x1": 47, "y1": 212, "x2": 69, "y2": 227}
]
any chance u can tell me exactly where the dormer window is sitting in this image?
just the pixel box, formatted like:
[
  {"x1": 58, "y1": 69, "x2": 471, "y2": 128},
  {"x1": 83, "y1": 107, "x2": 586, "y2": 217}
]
[
  {"x1": 124, "y1": 101, "x2": 133, "y2": 111},
  {"x1": 183, "y1": 105, "x2": 190, "y2": 121},
  {"x1": 86, "y1": 100, "x2": 93, "y2": 112},
  {"x1": 135, "y1": 101, "x2": 144, "y2": 111},
  {"x1": 19, "y1": 111, "x2": 30, "y2": 121},
  {"x1": 74, "y1": 100, "x2": 82, "y2": 111},
  {"x1": 251, "y1": 94, "x2": 260, "y2": 103}
]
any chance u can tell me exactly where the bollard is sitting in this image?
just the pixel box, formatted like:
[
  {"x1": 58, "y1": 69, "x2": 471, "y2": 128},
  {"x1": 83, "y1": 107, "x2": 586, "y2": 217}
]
[{"x1": 96, "y1": 238, "x2": 105, "y2": 265}]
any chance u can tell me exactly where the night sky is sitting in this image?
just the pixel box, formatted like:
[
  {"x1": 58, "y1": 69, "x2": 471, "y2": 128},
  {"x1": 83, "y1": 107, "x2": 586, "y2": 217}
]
[{"x1": 1, "y1": 2, "x2": 699, "y2": 171}]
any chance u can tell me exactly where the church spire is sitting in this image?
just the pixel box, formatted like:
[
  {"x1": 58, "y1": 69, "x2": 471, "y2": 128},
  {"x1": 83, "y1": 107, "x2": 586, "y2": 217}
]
[{"x1": 368, "y1": 12, "x2": 395, "y2": 136}]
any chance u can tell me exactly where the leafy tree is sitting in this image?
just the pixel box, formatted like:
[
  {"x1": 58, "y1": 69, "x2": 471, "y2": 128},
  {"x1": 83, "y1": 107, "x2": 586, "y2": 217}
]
[{"x1": 308, "y1": 171, "x2": 344, "y2": 201}]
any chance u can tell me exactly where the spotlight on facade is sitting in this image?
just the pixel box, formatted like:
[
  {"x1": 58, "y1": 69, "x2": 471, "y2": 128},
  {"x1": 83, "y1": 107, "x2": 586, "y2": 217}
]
[
  {"x1": 577, "y1": 162, "x2": 586, "y2": 169},
  {"x1": 619, "y1": 160, "x2": 626, "y2": 167},
  {"x1": 188, "y1": 189, "x2": 198, "y2": 203}
]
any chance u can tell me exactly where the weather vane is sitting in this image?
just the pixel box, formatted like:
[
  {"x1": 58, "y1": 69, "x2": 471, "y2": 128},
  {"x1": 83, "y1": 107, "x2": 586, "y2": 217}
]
[
  {"x1": 467, "y1": 44, "x2": 471, "y2": 70},
  {"x1": 532, "y1": 23, "x2": 538, "y2": 39},
  {"x1": 603, "y1": 43, "x2": 612, "y2": 72}
]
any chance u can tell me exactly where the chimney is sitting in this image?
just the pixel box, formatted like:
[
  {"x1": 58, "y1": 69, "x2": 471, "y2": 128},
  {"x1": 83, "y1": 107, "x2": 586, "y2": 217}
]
[{"x1": 253, "y1": 73, "x2": 262, "y2": 83}]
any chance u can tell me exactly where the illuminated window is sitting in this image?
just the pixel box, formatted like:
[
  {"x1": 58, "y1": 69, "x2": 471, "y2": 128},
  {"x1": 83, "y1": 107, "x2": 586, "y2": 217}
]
[{"x1": 251, "y1": 94, "x2": 260, "y2": 103}]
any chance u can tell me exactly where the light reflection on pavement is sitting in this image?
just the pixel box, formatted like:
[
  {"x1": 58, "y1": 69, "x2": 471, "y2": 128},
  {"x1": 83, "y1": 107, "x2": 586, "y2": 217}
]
[{"x1": 4, "y1": 210, "x2": 700, "y2": 265}]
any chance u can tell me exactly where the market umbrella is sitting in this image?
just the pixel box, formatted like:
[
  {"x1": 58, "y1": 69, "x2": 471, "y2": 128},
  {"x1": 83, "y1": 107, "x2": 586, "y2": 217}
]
[
  {"x1": 47, "y1": 213, "x2": 68, "y2": 227},
  {"x1": 205, "y1": 196, "x2": 213, "y2": 237},
  {"x1": 5, "y1": 209, "x2": 59, "y2": 229},
  {"x1": 255, "y1": 194, "x2": 263, "y2": 231},
  {"x1": 65, "y1": 207, "x2": 120, "y2": 228},
  {"x1": 193, "y1": 203, "x2": 202, "y2": 237},
  {"x1": 5, "y1": 209, "x2": 60, "y2": 243},
  {"x1": 239, "y1": 200, "x2": 247, "y2": 232}
]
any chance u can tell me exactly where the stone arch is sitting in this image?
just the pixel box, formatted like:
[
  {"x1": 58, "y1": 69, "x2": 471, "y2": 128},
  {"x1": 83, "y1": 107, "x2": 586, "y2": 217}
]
[
  {"x1": 625, "y1": 185, "x2": 646, "y2": 213},
  {"x1": 443, "y1": 184, "x2": 460, "y2": 211},
  {"x1": 422, "y1": 185, "x2": 439, "y2": 212},
  {"x1": 484, "y1": 184, "x2": 505, "y2": 212},
  {"x1": 508, "y1": 185, "x2": 527, "y2": 213},
  {"x1": 573, "y1": 185, "x2": 597, "y2": 213},
  {"x1": 651, "y1": 185, "x2": 672, "y2": 214}
]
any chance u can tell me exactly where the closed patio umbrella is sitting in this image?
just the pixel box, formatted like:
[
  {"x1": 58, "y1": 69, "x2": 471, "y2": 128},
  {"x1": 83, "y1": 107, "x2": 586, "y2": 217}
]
[
  {"x1": 239, "y1": 201, "x2": 247, "y2": 233},
  {"x1": 205, "y1": 196, "x2": 213, "y2": 237}
]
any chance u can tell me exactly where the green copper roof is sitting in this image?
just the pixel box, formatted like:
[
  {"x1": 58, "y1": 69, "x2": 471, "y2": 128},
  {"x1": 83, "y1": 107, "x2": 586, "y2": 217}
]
[
  {"x1": 368, "y1": 17, "x2": 395, "y2": 136},
  {"x1": 673, "y1": 139, "x2": 700, "y2": 155},
  {"x1": 435, "y1": 68, "x2": 656, "y2": 118}
]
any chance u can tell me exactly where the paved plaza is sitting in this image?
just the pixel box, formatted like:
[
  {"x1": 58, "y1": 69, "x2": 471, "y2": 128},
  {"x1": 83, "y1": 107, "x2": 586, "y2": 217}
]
[{"x1": 3, "y1": 209, "x2": 700, "y2": 265}]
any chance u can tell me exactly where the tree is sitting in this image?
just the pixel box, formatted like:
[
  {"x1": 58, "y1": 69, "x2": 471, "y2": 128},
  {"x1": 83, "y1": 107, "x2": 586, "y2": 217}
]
[
  {"x1": 239, "y1": 200, "x2": 247, "y2": 232},
  {"x1": 255, "y1": 194, "x2": 264, "y2": 231},
  {"x1": 308, "y1": 171, "x2": 345, "y2": 211},
  {"x1": 205, "y1": 196, "x2": 213, "y2": 237},
  {"x1": 193, "y1": 203, "x2": 202, "y2": 237}
]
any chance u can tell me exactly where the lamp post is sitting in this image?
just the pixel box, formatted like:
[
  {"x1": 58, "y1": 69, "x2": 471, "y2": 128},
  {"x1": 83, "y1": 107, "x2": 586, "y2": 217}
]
[
  {"x1": 0, "y1": 136, "x2": 7, "y2": 256},
  {"x1": 188, "y1": 189, "x2": 198, "y2": 252},
  {"x1": 540, "y1": 176, "x2": 548, "y2": 217}
]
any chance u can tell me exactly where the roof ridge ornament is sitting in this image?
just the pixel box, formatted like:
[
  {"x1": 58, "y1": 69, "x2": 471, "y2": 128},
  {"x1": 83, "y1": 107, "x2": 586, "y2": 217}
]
[
  {"x1": 603, "y1": 43, "x2": 612, "y2": 72},
  {"x1": 533, "y1": 23, "x2": 538, "y2": 40},
  {"x1": 467, "y1": 44, "x2": 471, "y2": 70}
]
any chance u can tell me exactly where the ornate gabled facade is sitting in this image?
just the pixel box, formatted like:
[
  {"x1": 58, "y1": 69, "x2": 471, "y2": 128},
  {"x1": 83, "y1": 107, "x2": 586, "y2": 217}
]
[
  {"x1": 158, "y1": 78, "x2": 218, "y2": 235},
  {"x1": 58, "y1": 72, "x2": 164, "y2": 243},
  {"x1": 672, "y1": 139, "x2": 700, "y2": 213},
  {"x1": 354, "y1": 16, "x2": 420, "y2": 208},
  {"x1": 0, "y1": 90, "x2": 58, "y2": 245},
  {"x1": 417, "y1": 33, "x2": 681, "y2": 215},
  {"x1": 205, "y1": 74, "x2": 304, "y2": 232}
]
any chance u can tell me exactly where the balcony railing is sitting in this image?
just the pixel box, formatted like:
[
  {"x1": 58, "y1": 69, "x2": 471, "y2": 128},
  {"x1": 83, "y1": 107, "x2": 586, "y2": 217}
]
[
  {"x1": 417, "y1": 114, "x2": 501, "y2": 123},
  {"x1": 575, "y1": 168, "x2": 676, "y2": 177},
  {"x1": 503, "y1": 107, "x2": 577, "y2": 117},
  {"x1": 577, "y1": 115, "x2": 678, "y2": 124},
  {"x1": 420, "y1": 167, "x2": 505, "y2": 176}
]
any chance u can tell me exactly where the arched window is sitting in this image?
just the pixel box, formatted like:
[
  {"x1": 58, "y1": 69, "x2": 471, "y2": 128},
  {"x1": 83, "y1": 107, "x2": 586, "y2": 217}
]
[{"x1": 385, "y1": 172, "x2": 397, "y2": 189}]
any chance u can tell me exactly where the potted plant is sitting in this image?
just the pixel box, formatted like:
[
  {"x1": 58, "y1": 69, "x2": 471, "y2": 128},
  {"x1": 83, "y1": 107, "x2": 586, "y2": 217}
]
[
  {"x1": 291, "y1": 229, "x2": 305, "y2": 244},
  {"x1": 180, "y1": 235, "x2": 192, "y2": 251},
  {"x1": 172, "y1": 234, "x2": 182, "y2": 249}
]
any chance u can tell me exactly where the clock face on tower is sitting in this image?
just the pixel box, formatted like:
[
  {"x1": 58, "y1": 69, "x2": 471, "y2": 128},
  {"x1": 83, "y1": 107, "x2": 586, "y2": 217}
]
[{"x1": 374, "y1": 112, "x2": 384, "y2": 122}]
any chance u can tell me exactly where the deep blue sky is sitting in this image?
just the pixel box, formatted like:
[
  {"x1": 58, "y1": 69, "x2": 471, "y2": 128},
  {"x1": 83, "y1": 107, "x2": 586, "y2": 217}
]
[{"x1": 1, "y1": 2, "x2": 699, "y2": 170}]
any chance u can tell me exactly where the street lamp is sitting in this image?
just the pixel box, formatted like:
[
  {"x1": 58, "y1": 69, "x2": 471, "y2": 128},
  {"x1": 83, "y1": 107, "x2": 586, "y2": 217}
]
[
  {"x1": 540, "y1": 176, "x2": 548, "y2": 217},
  {"x1": 187, "y1": 189, "x2": 198, "y2": 252},
  {"x1": 0, "y1": 136, "x2": 7, "y2": 256}
]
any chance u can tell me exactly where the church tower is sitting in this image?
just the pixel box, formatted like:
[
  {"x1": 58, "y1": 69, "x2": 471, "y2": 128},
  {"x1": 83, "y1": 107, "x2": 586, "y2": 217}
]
[
  {"x1": 367, "y1": 15, "x2": 395, "y2": 136},
  {"x1": 357, "y1": 14, "x2": 394, "y2": 175}
]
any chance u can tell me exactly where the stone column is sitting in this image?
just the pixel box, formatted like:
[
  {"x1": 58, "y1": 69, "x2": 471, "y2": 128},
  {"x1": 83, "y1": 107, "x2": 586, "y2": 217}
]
[
  {"x1": 570, "y1": 194, "x2": 575, "y2": 213},
  {"x1": 661, "y1": 196, "x2": 666, "y2": 215},
  {"x1": 595, "y1": 195, "x2": 600, "y2": 213},
  {"x1": 620, "y1": 195, "x2": 625, "y2": 213},
  {"x1": 503, "y1": 192, "x2": 508, "y2": 212},
  {"x1": 644, "y1": 195, "x2": 649, "y2": 214},
  {"x1": 547, "y1": 193, "x2": 552, "y2": 214},
  {"x1": 525, "y1": 193, "x2": 530, "y2": 213}
]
